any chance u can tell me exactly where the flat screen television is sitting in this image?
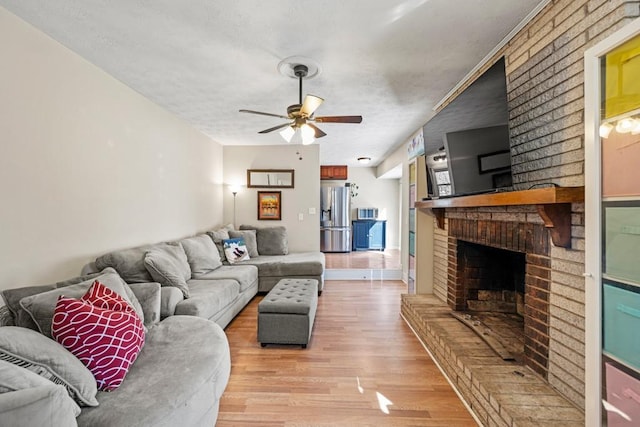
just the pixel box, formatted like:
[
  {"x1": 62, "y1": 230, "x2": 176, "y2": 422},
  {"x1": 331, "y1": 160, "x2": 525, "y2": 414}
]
[{"x1": 443, "y1": 125, "x2": 513, "y2": 196}]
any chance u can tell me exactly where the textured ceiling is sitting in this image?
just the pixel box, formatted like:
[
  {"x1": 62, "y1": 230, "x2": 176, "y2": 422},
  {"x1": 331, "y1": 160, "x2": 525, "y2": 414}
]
[{"x1": 0, "y1": 0, "x2": 545, "y2": 168}]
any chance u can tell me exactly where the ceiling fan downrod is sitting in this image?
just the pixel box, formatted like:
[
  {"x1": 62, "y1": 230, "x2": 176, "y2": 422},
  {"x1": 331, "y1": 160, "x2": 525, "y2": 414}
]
[{"x1": 293, "y1": 64, "x2": 308, "y2": 105}]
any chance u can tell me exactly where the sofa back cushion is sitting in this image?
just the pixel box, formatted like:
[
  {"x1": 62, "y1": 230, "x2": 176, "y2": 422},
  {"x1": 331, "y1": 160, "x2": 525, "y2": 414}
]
[
  {"x1": 228, "y1": 229, "x2": 259, "y2": 258},
  {"x1": 95, "y1": 244, "x2": 162, "y2": 283},
  {"x1": 206, "y1": 228, "x2": 231, "y2": 263},
  {"x1": 128, "y1": 282, "x2": 162, "y2": 326},
  {"x1": 144, "y1": 244, "x2": 191, "y2": 298},
  {"x1": 179, "y1": 234, "x2": 222, "y2": 277},
  {"x1": 239, "y1": 225, "x2": 289, "y2": 255}
]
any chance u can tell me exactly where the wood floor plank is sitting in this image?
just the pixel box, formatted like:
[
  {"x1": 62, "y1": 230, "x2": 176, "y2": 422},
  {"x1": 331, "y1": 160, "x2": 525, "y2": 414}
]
[{"x1": 217, "y1": 280, "x2": 478, "y2": 426}]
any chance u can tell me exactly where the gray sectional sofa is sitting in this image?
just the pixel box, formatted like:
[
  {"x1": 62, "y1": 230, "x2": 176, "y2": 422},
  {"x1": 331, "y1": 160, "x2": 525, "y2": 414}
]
[
  {"x1": 0, "y1": 270, "x2": 231, "y2": 426},
  {"x1": 83, "y1": 224, "x2": 325, "y2": 327},
  {"x1": 0, "y1": 224, "x2": 324, "y2": 426}
]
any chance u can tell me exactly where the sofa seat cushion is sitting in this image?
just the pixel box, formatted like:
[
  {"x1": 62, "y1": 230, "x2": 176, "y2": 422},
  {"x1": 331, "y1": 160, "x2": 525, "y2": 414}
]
[
  {"x1": 237, "y1": 252, "x2": 325, "y2": 277},
  {"x1": 76, "y1": 316, "x2": 230, "y2": 427},
  {"x1": 192, "y1": 265, "x2": 258, "y2": 293},
  {"x1": 174, "y1": 280, "x2": 239, "y2": 319}
]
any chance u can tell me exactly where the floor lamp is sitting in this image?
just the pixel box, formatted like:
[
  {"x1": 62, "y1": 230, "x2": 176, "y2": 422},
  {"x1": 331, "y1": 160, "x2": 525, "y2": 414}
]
[{"x1": 230, "y1": 186, "x2": 239, "y2": 228}]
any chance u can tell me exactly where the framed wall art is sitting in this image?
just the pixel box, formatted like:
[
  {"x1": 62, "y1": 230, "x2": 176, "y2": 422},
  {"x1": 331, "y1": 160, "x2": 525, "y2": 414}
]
[{"x1": 257, "y1": 191, "x2": 281, "y2": 220}]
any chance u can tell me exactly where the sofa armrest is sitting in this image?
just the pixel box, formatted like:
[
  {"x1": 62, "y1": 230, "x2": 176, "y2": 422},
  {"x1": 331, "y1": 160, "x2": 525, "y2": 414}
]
[
  {"x1": 128, "y1": 282, "x2": 162, "y2": 326},
  {"x1": 160, "y1": 286, "x2": 184, "y2": 319}
]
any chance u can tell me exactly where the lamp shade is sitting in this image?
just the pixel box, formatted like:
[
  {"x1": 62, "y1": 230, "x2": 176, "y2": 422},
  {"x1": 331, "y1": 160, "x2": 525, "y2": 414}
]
[
  {"x1": 279, "y1": 126, "x2": 295, "y2": 142},
  {"x1": 300, "y1": 124, "x2": 315, "y2": 145}
]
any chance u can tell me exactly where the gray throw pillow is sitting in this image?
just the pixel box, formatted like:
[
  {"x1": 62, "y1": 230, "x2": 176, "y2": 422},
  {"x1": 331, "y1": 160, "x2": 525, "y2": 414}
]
[
  {"x1": 206, "y1": 228, "x2": 231, "y2": 263},
  {"x1": 0, "y1": 327, "x2": 99, "y2": 407},
  {"x1": 240, "y1": 225, "x2": 289, "y2": 255},
  {"x1": 19, "y1": 268, "x2": 144, "y2": 338},
  {"x1": 179, "y1": 234, "x2": 222, "y2": 277},
  {"x1": 0, "y1": 360, "x2": 81, "y2": 418},
  {"x1": 228, "y1": 230, "x2": 259, "y2": 258},
  {"x1": 1, "y1": 270, "x2": 104, "y2": 331},
  {"x1": 144, "y1": 244, "x2": 191, "y2": 298}
]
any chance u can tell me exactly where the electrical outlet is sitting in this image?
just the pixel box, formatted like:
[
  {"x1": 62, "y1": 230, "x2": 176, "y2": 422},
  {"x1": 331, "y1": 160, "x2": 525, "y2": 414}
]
[
  {"x1": 298, "y1": 213, "x2": 304, "y2": 221},
  {"x1": 309, "y1": 207, "x2": 316, "y2": 215}
]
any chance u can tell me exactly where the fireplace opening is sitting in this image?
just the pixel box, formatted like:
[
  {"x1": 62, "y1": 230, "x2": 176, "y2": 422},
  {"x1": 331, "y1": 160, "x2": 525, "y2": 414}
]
[
  {"x1": 447, "y1": 218, "x2": 551, "y2": 377},
  {"x1": 454, "y1": 241, "x2": 527, "y2": 362},
  {"x1": 457, "y1": 241, "x2": 526, "y2": 314}
]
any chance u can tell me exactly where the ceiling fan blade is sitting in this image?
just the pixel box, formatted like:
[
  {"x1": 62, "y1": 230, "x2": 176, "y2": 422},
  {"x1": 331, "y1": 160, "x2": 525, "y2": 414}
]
[
  {"x1": 300, "y1": 95, "x2": 324, "y2": 117},
  {"x1": 258, "y1": 122, "x2": 292, "y2": 134},
  {"x1": 314, "y1": 115, "x2": 363, "y2": 124},
  {"x1": 307, "y1": 123, "x2": 327, "y2": 138},
  {"x1": 239, "y1": 109, "x2": 289, "y2": 120}
]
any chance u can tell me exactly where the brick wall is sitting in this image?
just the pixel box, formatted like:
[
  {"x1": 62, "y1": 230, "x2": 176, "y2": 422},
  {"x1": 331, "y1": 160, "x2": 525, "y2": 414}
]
[
  {"x1": 428, "y1": 0, "x2": 639, "y2": 409},
  {"x1": 432, "y1": 217, "x2": 448, "y2": 302}
]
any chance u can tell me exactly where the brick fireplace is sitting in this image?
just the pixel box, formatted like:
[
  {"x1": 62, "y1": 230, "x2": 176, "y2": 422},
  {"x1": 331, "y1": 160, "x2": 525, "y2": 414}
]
[{"x1": 447, "y1": 217, "x2": 551, "y2": 378}]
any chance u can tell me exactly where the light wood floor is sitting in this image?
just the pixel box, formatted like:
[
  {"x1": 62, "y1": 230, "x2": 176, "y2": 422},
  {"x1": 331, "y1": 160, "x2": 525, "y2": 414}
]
[{"x1": 217, "y1": 280, "x2": 477, "y2": 426}]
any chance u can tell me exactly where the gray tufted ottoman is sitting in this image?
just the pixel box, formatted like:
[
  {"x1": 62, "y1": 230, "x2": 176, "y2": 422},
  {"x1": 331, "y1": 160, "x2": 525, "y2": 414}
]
[{"x1": 258, "y1": 278, "x2": 318, "y2": 348}]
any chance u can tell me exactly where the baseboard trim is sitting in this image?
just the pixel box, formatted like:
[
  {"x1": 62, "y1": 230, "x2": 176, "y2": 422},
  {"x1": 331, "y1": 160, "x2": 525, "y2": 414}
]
[{"x1": 324, "y1": 269, "x2": 402, "y2": 280}]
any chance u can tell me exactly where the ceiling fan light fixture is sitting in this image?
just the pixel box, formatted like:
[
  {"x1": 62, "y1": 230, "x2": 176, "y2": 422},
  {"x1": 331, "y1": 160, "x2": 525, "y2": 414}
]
[
  {"x1": 300, "y1": 94, "x2": 324, "y2": 116},
  {"x1": 357, "y1": 157, "x2": 371, "y2": 164},
  {"x1": 300, "y1": 124, "x2": 316, "y2": 145},
  {"x1": 279, "y1": 126, "x2": 295, "y2": 143}
]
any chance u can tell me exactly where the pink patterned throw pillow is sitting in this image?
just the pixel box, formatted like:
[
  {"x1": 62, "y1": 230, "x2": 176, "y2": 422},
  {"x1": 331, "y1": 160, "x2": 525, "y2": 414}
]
[{"x1": 52, "y1": 281, "x2": 145, "y2": 391}]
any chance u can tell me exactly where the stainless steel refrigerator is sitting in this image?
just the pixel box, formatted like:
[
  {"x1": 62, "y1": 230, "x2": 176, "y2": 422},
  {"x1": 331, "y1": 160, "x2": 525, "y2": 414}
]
[{"x1": 320, "y1": 186, "x2": 351, "y2": 252}]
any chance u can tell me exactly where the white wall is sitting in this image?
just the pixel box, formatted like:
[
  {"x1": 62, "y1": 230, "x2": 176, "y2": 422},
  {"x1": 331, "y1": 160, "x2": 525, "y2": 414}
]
[
  {"x1": 322, "y1": 167, "x2": 400, "y2": 249},
  {"x1": 0, "y1": 8, "x2": 224, "y2": 290},
  {"x1": 222, "y1": 145, "x2": 320, "y2": 252}
]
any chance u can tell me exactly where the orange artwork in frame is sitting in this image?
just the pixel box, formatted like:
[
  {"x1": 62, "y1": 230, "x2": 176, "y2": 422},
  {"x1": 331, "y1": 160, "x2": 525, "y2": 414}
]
[{"x1": 257, "y1": 191, "x2": 281, "y2": 220}]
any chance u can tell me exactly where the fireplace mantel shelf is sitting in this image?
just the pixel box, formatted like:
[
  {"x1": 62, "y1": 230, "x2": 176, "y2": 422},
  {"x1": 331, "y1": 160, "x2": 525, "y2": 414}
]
[{"x1": 415, "y1": 186, "x2": 585, "y2": 248}]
